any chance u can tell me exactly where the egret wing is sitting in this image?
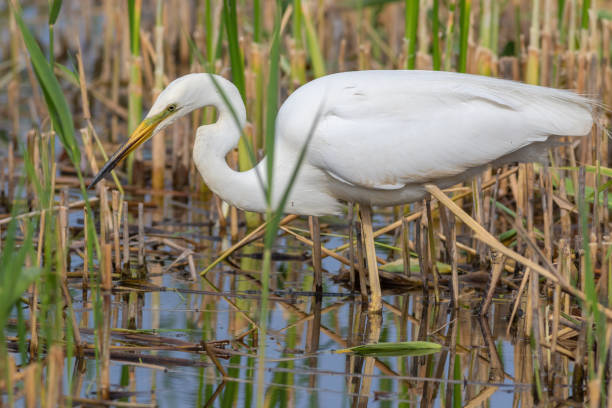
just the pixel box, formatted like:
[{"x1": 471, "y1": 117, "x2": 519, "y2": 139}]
[{"x1": 277, "y1": 71, "x2": 592, "y2": 190}]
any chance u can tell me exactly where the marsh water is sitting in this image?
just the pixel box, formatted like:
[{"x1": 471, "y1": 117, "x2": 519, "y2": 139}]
[{"x1": 7, "y1": 194, "x2": 556, "y2": 407}]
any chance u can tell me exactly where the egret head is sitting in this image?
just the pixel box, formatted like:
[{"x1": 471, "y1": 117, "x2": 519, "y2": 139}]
[{"x1": 88, "y1": 74, "x2": 205, "y2": 188}]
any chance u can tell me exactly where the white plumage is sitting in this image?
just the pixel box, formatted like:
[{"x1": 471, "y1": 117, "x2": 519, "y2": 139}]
[
  {"x1": 272, "y1": 70, "x2": 593, "y2": 214},
  {"x1": 91, "y1": 70, "x2": 594, "y2": 216}
]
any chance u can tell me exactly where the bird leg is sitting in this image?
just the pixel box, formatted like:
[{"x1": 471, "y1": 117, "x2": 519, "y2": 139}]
[
  {"x1": 308, "y1": 216, "x2": 323, "y2": 294},
  {"x1": 359, "y1": 204, "x2": 382, "y2": 313},
  {"x1": 354, "y1": 220, "x2": 370, "y2": 303}
]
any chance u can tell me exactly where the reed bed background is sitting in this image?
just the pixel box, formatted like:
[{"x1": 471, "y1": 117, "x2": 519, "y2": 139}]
[{"x1": 1, "y1": 0, "x2": 612, "y2": 406}]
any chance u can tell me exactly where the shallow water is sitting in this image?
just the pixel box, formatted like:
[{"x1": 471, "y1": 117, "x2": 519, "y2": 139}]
[{"x1": 8, "y1": 195, "x2": 562, "y2": 407}]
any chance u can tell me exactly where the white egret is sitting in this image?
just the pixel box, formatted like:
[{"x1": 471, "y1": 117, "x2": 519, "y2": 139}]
[{"x1": 90, "y1": 70, "x2": 594, "y2": 312}]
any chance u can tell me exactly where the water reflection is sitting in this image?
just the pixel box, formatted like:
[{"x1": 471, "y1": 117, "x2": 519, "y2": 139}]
[{"x1": 45, "y1": 202, "x2": 552, "y2": 408}]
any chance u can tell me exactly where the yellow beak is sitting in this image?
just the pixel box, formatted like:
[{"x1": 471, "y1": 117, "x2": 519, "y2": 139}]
[{"x1": 88, "y1": 115, "x2": 163, "y2": 188}]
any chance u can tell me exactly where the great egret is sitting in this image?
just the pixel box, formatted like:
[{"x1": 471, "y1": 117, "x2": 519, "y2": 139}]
[{"x1": 90, "y1": 70, "x2": 594, "y2": 312}]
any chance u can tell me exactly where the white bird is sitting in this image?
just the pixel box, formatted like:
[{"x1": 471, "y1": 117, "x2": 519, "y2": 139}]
[{"x1": 90, "y1": 70, "x2": 594, "y2": 312}]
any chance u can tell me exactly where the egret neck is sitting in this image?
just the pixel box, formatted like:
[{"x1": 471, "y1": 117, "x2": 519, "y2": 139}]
[{"x1": 191, "y1": 75, "x2": 268, "y2": 213}]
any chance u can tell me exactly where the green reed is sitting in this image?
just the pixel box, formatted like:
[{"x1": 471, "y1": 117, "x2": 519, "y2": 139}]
[
  {"x1": 458, "y1": 0, "x2": 471, "y2": 72},
  {"x1": 405, "y1": 0, "x2": 419, "y2": 69},
  {"x1": 432, "y1": 0, "x2": 441, "y2": 70},
  {"x1": 7, "y1": 4, "x2": 103, "y2": 404},
  {"x1": 126, "y1": 0, "x2": 142, "y2": 184}
]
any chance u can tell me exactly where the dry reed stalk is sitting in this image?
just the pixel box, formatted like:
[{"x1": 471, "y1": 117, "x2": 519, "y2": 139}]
[
  {"x1": 249, "y1": 43, "x2": 266, "y2": 146},
  {"x1": 80, "y1": 128, "x2": 98, "y2": 177},
  {"x1": 100, "y1": 0, "x2": 115, "y2": 83},
  {"x1": 138, "y1": 202, "x2": 145, "y2": 270},
  {"x1": 7, "y1": 141, "x2": 14, "y2": 209},
  {"x1": 526, "y1": 0, "x2": 540, "y2": 85},
  {"x1": 540, "y1": 169, "x2": 553, "y2": 261},
  {"x1": 415, "y1": 214, "x2": 429, "y2": 304},
  {"x1": 230, "y1": 206, "x2": 238, "y2": 242},
  {"x1": 140, "y1": 32, "x2": 155, "y2": 90},
  {"x1": 526, "y1": 164, "x2": 535, "y2": 238},
  {"x1": 358, "y1": 41, "x2": 372, "y2": 70},
  {"x1": 152, "y1": 0, "x2": 166, "y2": 196},
  {"x1": 0, "y1": 166, "x2": 4, "y2": 211},
  {"x1": 559, "y1": 176, "x2": 572, "y2": 237},
  {"x1": 56, "y1": 204, "x2": 83, "y2": 352},
  {"x1": 441, "y1": 206, "x2": 460, "y2": 308},
  {"x1": 480, "y1": 252, "x2": 505, "y2": 316},
  {"x1": 111, "y1": 191, "x2": 121, "y2": 272},
  {"x1": 82, "y1": 210, "x2": 89, "y2": 302},
  {"x1": 540, "y1": 0, "x2": 553, "y2": 86},
  {"x1": 213, "y1": 196, "x2": 227, "y2": 230},
  {"x1": 401, "y1": 216, "x2": 411, "y2": 277},
  {"x1": 58, "y1": 206, "x2": 68, "y2": 278},
  {"x1": 426, "y1": 184, "x2": 612, "y2": 320},
  {"x1": 123, "y1": 201, "x2": 129, "y2": 272},
  {"x1": 45, "y1": 345, "x2": 64, "y2": 407},
  {"x1": 425, "y1": 198, "x2": 440, "y2": 302},
  {"x1": 288, "y1": 39, "x2": 305, "y2": 91},
  {"x1": 605, "y1": 235, "x2": 612, "y2": 308},
  {"x1": 347, "y1": 204, "x2": 357, "y2": 288},
  {"x1": 29, "y1": 208, "x2": 46, "y2": 357},
  {"x1": 25, "y1": 131, "x2": 36, "y2": 207},
  {"x1": 100, "y1": 239, "x2": 113, "y2": 400},
  {"x1": 551, "y1": 279, "x2": 561, "y2": 355},
  {"x1": 359, "y1": 205, "x2": 383, "y2": 313},
  {"x1": 530, "y1": 253, "x2": 546, "y2": 401},
  {"x1": 476, "y1": 0, "x2": 493, "y2": 76},
  {"x1": 472, "y1": 177, "x2": 486, "y2": 260},
  {"x1": 76, "y1": 42, "x2": 91, "y2": 122},
  {"x1": 8, "y1": 11, "x2": 20, "y2": 136},
  {"x1": 24, "y1": 362, "x2": 39, "y2": 408},
  {"x1": 578, "y1": 167, "x2": 587, "y2": 292},
  {"x1": 358, "y1": 313, "x2": 382, "y2": 407},
  {"x1": 337, "y1": 38, "x2": 347, "y2": 72}
]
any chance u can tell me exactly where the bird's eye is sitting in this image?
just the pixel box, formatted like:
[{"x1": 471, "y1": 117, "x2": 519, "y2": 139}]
[{"x1": 167, "y1": 104, "x2": 177, "y2": 112}]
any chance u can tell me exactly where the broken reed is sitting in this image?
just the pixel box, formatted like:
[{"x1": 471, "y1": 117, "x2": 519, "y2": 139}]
[{"x1": 2, "y1": 0, "x2": 612, "y2": 406}]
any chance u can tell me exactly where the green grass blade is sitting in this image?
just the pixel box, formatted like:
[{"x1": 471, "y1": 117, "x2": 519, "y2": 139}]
[
  {"x1": 302, "y1": 5, "x2": 326, "y2": 77},
  {"x1": 12, "y1": 6, "x2": 80, "y2": 165},
  {"x1": 581, "y1": 0, "x2": 591, "y2": 29},
  {"x1": 253, "y1": 0, "x2": 261, "y2": 43},
  {"x1": 0, "y1": 221, "x2": 39, "y2": 322},
  {"x1": 223, "y1": 0, "x2": 246, "y2": 101},
  {"x1": 432, "y1": 0, "x2": 441, "y2": 70},
  {"x1": 458, "y1": 0, "x2": 471, "y2": 72},
  {"x1": 205, "y1": 0, "x2": 214, "y2": 69},
  {"x1": 49, "y1": 0, "x2": 63, "y2": 25},
  {"x1": 265, "y1": 12, "x2": 281, "y2": 205},
  {"x1": 405, "y1": 0, "x2": 419, "y2": 69},
  {"x1": 336, "y1": 341, "x2": 443, "y2": 357},
  {"x1": 126, "y1": 0, "x2": 142, "y2": 182},
  {"x1": 453, "y1": 353, "x2": 462, "y2": 407},
  {"x1": 128, "y1": 0, "x2": 141, "y2": 55},
  {"x1": 293, "y1": 0, "x2": 303, "y2": 48},
  {"x1": 257, "y1": 4, "x2": 282, "y2": 406}
]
